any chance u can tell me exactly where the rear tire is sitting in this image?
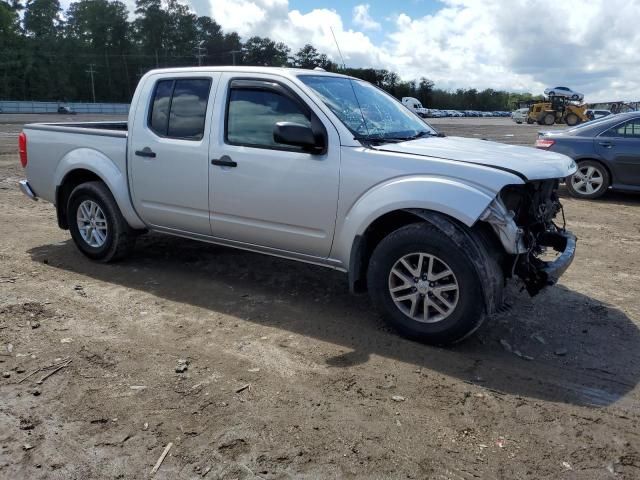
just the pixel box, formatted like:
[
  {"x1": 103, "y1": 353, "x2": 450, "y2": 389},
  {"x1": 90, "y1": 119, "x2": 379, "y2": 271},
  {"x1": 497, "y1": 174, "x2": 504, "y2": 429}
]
[
  {"x1": 67, "y1": 181, "x2": 136, "y2": 262},
  {"x1": 565, "y1": 160, "x2": 610, "y2": 199},
  {"x1": 367, "y1": 223, "x2": 485, "y2": 345}
]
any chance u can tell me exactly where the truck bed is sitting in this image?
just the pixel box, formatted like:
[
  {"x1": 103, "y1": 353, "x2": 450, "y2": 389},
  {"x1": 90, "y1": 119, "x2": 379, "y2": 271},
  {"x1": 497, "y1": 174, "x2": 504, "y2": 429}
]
[
  {"x1": 25, "y1": 121, "x2": 128, "y2": 137},
  {"x1": 23, "y1": 121, "x2": 128, "y2": 205}
]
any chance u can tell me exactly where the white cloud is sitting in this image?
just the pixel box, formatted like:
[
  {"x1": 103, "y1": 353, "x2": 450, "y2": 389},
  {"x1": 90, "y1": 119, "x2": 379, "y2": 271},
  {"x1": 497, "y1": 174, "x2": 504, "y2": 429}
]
[
  {"x1": 203, "y1": 0, "x2": 640, "y2": 101},
  {"x1": 352, "y1": 4, "x2": 381, "y2": 31}
]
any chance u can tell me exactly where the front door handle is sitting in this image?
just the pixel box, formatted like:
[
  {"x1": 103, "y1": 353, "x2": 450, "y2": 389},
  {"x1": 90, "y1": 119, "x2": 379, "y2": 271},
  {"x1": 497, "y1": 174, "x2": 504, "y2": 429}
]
[
  {"x1": 211, "y1": 155, "x2": 237, "y2": 168},
  {"x1": 598, "y1": 141, "x2": 614, "y2": 148},
  {"x1": 135, "y1": 147, "x2": 156, "y2": 158}
]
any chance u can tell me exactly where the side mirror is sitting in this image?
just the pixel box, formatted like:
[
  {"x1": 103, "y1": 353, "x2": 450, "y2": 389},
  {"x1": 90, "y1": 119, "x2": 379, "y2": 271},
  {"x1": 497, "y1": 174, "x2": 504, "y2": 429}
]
[{"x1": 273, "y1": 122, "x2": 324, "y2": 153}]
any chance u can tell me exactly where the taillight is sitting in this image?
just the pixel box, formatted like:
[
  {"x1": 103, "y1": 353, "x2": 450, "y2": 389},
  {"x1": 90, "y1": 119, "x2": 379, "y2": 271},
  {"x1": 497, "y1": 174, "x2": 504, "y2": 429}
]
[
  {"x1": 535, "y1": 138, "x2": 555, "y2": 149},
  {"x1": 18, "y1": 132, "x2": 27, "y2": 167}
]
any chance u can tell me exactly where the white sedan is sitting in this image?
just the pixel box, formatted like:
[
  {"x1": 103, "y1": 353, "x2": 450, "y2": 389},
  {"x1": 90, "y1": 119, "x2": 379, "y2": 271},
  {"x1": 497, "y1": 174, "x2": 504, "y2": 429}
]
[
  {"x1": 544, "y1": 86, "x2": 584, "y2": 101},
  {"x1": 511, "y1": 107, "x2": 530, "y2": 124}
]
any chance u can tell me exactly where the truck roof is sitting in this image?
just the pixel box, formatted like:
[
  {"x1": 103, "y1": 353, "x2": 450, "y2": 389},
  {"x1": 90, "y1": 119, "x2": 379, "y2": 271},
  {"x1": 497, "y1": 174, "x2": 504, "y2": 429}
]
[{"x1": 142, "y1": 66, "x2": 354, "y2": 81}]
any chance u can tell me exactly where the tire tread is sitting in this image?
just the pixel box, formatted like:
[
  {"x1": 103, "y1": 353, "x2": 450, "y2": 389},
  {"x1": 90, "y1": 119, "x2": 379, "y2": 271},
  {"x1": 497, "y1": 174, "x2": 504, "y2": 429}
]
[{"x1": 67, "y1": 181, "x2": 135, "y2": 262}]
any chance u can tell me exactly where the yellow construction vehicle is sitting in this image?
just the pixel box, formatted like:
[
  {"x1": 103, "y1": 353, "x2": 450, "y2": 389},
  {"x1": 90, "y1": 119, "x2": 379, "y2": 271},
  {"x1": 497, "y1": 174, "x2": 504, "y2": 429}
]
[{"x1": 527, "y1": 95, "x2": 589, "y2": 126}]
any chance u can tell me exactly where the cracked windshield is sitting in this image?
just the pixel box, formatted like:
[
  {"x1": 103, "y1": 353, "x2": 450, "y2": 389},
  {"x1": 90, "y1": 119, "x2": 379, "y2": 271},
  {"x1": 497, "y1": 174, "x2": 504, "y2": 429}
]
[{"x1": 299, "y1": 75, "x2": 436, "y2": 141}]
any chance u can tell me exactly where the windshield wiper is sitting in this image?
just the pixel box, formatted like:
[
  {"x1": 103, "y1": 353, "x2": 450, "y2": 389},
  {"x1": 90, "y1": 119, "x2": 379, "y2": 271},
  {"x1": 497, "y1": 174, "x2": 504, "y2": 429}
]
[
  {"x1": 354, "y1": 130, "x2": 444, "y2": 145},
  {"x1": 399, "y1": 131, "x2": 432, "y2": 141},
  {"x1": 378, "y1": 131, "x2": 436, "y2": 142},
  {"x1": 352, "y1": 135, "x2": 403, "y2": 145}
]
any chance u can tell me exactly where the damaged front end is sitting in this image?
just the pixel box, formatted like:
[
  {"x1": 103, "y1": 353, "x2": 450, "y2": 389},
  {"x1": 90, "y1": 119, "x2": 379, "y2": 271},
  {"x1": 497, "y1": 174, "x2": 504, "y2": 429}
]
[{"x1": 480, "y1": 180, "x2": 577, "y2": 295}]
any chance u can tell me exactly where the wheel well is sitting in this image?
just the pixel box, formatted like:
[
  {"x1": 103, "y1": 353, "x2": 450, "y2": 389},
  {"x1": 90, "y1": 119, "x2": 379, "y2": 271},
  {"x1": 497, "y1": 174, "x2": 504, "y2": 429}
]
[
  {"x1": 349, "y1": 209, "x2": 507, "y2": 315},
  {"x1": 348, "y1": 209, "x2": 440, "y2": 293},
  {"x1": 574, "y1": 158, "x2": 612, "y2": 182},
  {"x1": 55, "y1": 169, "x2": 104, "y2": 229}
]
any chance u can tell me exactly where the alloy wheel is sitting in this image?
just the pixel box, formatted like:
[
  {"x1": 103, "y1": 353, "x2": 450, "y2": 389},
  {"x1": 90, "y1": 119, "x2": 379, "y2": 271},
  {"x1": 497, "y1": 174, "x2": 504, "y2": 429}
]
[
  {"x1": 388, "y1": 252, "x2": 459, "y2": 323},
  {"x1": 571, "y1": 165, "x2": 604, "y2": 196},
  {"x1": 76, "y1": 199, "x2": 108, "y2": 248}
]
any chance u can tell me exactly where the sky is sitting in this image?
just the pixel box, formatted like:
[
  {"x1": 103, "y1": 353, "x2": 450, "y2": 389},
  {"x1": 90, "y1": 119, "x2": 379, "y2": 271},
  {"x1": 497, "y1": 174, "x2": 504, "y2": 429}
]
[{"x1": 64, "y1": 0, "x2": 640, "y2": 101}]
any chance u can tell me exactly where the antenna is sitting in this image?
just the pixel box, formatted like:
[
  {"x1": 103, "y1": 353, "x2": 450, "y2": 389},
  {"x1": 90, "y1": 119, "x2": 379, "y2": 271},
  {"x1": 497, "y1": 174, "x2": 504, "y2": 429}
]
[{"x1": 330, "y1": 27, "x2": 346, "y2": 70}]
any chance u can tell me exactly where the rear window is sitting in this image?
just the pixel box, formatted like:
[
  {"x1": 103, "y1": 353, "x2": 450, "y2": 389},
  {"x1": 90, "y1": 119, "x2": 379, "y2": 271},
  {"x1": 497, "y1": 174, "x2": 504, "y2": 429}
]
[{"x1": 148, "y1": 78, "x2": 212, "y2": 140}]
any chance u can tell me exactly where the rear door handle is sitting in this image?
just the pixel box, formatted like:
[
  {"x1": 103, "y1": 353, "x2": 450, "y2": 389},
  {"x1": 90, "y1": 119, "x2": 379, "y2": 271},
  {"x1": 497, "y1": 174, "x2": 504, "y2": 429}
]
[
  {"x1": 211, "y1": 155, "x2": 237, "y2": 168},
  {"x1": 135, "y1": 147, "x2": 156, "y2": 158},
  {"x1": 598, "y1": 141, "x2": 614, "y2": 148}
]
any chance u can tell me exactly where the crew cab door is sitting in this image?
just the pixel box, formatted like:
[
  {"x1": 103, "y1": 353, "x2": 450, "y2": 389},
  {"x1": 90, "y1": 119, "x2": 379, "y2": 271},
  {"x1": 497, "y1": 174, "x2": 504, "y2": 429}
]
[
  {"x1": 208, "y1": 73, "x2": 340, "y2": 257},
  {"x1": 129, "y1": 72, "x2": 220, "y2": 234},
  {"x1": 596, "y1": 118, "x2": 640, "y2": 186}
]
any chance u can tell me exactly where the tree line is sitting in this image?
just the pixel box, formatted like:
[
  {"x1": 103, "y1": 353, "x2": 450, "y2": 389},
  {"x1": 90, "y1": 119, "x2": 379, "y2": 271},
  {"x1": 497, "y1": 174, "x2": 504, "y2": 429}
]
[{"x1": 0, "y1": 0, "x2": 539, "y2": 110}]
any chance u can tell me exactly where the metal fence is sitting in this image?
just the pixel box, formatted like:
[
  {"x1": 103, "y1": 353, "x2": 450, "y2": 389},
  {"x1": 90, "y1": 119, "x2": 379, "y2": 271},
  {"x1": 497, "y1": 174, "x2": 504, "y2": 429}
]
[{"x1": 0, "y1": 101, "x2": 130, "y2": 114}]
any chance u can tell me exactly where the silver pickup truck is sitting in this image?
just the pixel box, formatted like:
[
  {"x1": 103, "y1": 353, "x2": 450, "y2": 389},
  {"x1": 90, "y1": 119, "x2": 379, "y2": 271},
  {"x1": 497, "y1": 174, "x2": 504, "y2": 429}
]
[{"x1": 18, "y1": 67, "x2": 577, "y2": 344}]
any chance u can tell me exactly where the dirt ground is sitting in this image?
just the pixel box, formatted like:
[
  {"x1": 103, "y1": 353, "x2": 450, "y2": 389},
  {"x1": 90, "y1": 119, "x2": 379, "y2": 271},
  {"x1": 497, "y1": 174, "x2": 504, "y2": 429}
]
[{"x1": 1, "y1": 115, "x2": 639, "y2": 479}]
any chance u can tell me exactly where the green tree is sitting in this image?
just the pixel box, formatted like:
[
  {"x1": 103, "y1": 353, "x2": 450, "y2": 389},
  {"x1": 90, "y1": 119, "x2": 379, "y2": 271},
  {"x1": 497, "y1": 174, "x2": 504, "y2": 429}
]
[
  {"x1": 195, "y1": 15, "x2": 223, "y2": 65},
  {"x1": 242, "y1": 36, "x2": 290, "y2": 66},
  {"x1": 165, "y1": 0, "x2": 197, "y2": 57},
  {"x1": 65, "y1": 0, "x2": 131, "y2": 101},
  {"x1": 291, "y1": 44, "x2": 321, "y2": 69},
  {"x1": 133, "y1": 0, "x2": 169, "y2": 61},
  {"x1": 66, "y1": 0, "x2": 129, "y2": 51},
  {"x1": 23, "y1": 0, "x2": 60, "y2": 38},
  {"x1": 0, "y1": 0, "x2": 21, "y2": 38},
  {"x1": 0, "y1": 0, "x2": 24, "y2": 99}
]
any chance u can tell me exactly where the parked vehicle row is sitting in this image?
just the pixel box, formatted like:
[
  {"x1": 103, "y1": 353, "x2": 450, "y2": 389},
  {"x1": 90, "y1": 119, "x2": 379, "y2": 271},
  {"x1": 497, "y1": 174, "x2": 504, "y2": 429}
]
[
  {"x1": 18, "y1": 66, "x2": 577, "y2": 345},
  {"x1": 400, "y1": 99, "x2": 510, "y2": 119},
  {"x1": 424, "y1": 109, "x2": 511, "y2": 118}
]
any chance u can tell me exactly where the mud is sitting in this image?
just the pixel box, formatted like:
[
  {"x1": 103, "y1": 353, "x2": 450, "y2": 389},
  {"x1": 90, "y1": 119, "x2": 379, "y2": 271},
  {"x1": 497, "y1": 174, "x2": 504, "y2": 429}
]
[{"x1": 1, "y1": 115, "x2": 639, "y2": 479}]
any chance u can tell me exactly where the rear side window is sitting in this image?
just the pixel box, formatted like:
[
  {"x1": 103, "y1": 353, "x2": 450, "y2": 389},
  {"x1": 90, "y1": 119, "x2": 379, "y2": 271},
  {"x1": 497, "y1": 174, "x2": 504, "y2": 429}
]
[
  {"x1": 226, "y1": 88, "x2": 311, "y2": 150},
  {"x1": 149, "y1": 80, "x2": 173, "y2": 136},
  {"x1": 148, "y1": 78, "x2": 212, "y2": 140},
  {"x1": 606, "y1": 119, "x2": 640, "y2": 138}
]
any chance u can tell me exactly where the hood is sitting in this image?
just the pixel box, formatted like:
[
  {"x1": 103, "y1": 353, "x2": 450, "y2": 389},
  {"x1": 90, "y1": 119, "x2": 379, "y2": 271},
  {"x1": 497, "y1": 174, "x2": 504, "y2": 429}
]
[{"x1": 378, "y1": 136, "x2": 576, "y2": 181}]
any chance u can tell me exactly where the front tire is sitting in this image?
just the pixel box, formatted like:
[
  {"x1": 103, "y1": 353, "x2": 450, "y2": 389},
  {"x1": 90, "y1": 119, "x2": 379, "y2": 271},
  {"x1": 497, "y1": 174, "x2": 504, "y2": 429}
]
[
  {"x1": 367, "y1": 223, "x2": 485, "y2": 345},
  {"x1": 67, "y1": 181, "x2": 136, "y2": 262},
  {"x1": 565, "y1": 113, "x2": 580, "y2": 126},
  {"x1": 565, "y1": 160, "x2": 610, "y2": 199}
]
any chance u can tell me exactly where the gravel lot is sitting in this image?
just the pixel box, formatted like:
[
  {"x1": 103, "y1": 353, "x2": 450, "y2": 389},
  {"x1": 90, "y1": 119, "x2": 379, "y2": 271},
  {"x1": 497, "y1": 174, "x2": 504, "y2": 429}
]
[{"x1": 1, "y1": 115, "x2": 639, "y2": 479}]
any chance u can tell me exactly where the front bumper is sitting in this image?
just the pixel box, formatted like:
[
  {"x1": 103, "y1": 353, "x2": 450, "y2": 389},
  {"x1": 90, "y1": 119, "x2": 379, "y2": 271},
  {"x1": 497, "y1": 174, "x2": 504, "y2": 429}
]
[
  {"x1": 19, "y1": 180, "x2": 38, "y2": 201},
  {"x1": 517, "y1": 229, "x2": 577, "y2": 295},
  {"x1": 539, "y1": 230, "x2": 576, "y2": 284}
]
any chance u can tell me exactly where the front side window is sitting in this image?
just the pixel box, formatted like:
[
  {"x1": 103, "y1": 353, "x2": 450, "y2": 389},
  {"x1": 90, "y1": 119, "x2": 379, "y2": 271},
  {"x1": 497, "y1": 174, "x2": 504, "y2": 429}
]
[
  {"x1": 148, "y1": 78, "x2": 212, "y2": 140},
  {"x1": 226, "y1": 88, "x2": 311, "y2": 150},
  {"x1": 298, "y1": 75, "x2": 435, "y2": 141}
]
